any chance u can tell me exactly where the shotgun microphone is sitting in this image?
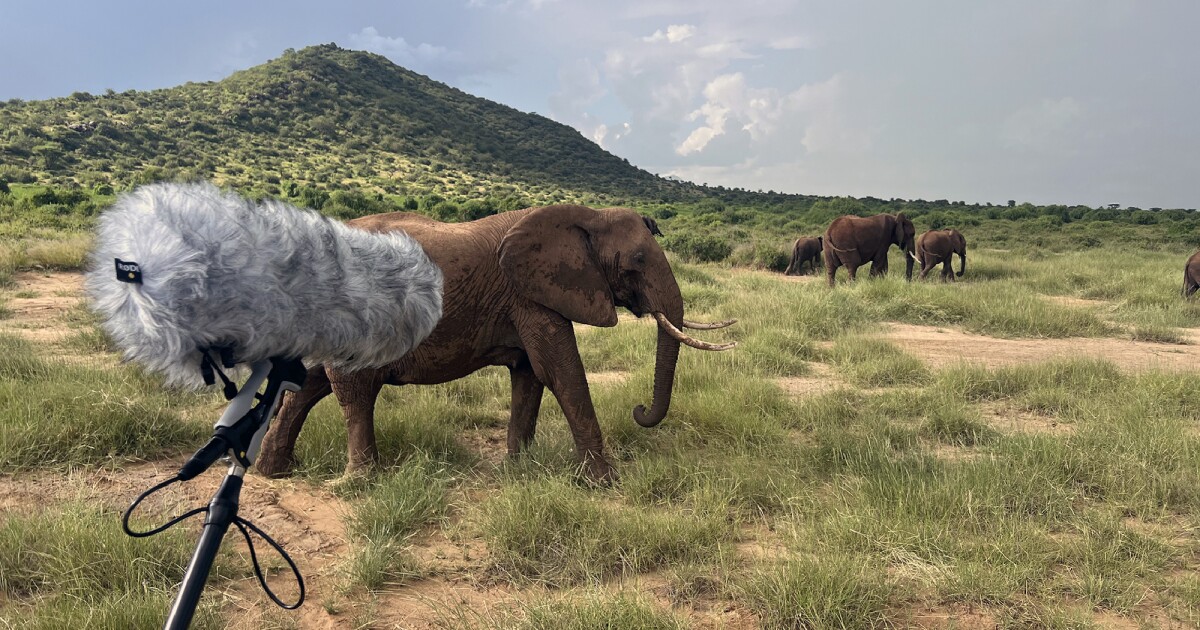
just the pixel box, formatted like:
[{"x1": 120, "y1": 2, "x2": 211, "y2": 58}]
[{"x1": 85, "y1": 182, "x2": 443, "y2": 387}]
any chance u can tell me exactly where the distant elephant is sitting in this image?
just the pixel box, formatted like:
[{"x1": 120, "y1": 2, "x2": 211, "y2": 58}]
[
  {"x1": 917, "y1": 229, "x2": 967, "y2": 281},
  {"x1": 256, "y1": 205, "x2": 736, "y2": 483},
  {"x1": 822, "y1": 213, "x2": 916, "y2": 286},
  {"x1": 784, "y1": 236, "x2": 823, "y2": 275},
  {"x1": 1184, "y1": 251, "x2": 1200, "y2": 298}
]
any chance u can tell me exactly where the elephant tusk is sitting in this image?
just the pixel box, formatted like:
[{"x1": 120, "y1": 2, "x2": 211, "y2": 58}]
[
  {"x1": 682, "y1": 318, "x2": 738, "y2": 330},
  {"x1": 654, "y1": 312, "x2": 737, "y2": 351}
]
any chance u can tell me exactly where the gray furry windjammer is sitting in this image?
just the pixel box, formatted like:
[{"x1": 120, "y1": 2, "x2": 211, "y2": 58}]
[{"x1": 85, "y1": 182, "x2": 443, "y2": 387}]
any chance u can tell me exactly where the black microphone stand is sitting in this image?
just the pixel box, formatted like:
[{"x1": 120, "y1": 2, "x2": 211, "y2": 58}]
[{"x1": 123, "y1": 356, "x2": 308, "y2": 630}]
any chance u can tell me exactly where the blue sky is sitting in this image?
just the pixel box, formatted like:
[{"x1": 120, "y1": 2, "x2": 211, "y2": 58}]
[{"x1": 2, "y1": 0, "x2": 1197, "y2": 209}]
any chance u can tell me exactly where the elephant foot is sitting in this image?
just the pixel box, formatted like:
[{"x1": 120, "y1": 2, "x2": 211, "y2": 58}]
[
  {"x1": 326, "y1": 465, "x2": 378, "y2": 494},
  {"x1": 344, "y1": 454, "x2": 381, "y2": 478},
  {"x1": 254, "y1": 446, "x2": 297, "y2": 478},
  {"x1": 580, "y1": 452, "x2": 619, "y2": 487}
]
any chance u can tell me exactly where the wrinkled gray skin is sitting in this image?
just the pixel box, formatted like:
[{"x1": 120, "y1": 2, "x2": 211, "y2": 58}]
[
  {"x1": 784, "y1": 236, "x2": 823, "y2": 276},
  {"x1": 257, "y1": 205, "x2": 728, "y2": 484},
  {"x1": 917, "y1": 229, "x2": 967, "y2": 281},
  {"x1": 1184, "y1": 251, "x2": 1200, "y2": 298},
  {"x1": 823, "y1": 213, "x2": 917, "y2": 287}
]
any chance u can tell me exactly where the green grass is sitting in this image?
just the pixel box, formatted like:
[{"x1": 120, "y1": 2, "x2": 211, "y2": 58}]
[
  {"x1": 480, "y1": 476, "x2": 731, "y2": 586},
  {"x1": 513, "y1": 592, "x2": 687, "y2": 630},
  {"x1": 739, "y1": 556, "x2": 892, "y2": 629},
  {"x1": 0, "y1": 334, "x2": 212, "y2": 470},
  {"x1": 4, "y1": 237, "x2": 1200, "y2": 627},
  {"x1": 341, "y1": 541, "x2": 424, "y2": 592},
  {"x1": 0, "y1": 233, "x2": 92, "y2": 276},
  {"x1": 436, "y1": 591, "x2": 687, "y2": 630},
  {"x1": 344, "y1": 455, "x2": 453, "y2": 541},
  {"x1": 0, "y1": 502, "x2": 225, "y2": 629}
]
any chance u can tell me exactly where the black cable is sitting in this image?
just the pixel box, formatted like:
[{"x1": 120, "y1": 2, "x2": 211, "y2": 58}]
[
  {"x1": 123, "y1": 473, "x2": 305, "y2": 610},
  {"x1": 122, "y1": 475, "x2": 208, "y2": 538},
  {"x1": 234, "y1": 517, "x2": 306, "y2": 609}
]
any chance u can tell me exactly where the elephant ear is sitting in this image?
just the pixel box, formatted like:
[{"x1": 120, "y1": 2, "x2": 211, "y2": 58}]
[
  {"x1": 499, "y1": 205, "x2": 618, "y2": 327},
  {"x1": 892, "y1": 213, "x2": 908, "y2": 245}
]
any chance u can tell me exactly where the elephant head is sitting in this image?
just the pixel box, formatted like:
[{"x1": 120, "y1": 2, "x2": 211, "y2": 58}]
[
  {"x1": 498, "y1": 205, "x2": 734, "y2": 429},
  {"x1": 892, "y1": 213, "x2": 917, "y2": 280},
  {"x1": 951, "y1": 230, "x2": 967, "y2": 277}
]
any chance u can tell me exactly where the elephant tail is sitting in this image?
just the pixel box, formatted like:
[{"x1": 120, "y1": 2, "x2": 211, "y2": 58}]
[{"x1": 824, "y1": 238, "x2": 855, "y2": 255}]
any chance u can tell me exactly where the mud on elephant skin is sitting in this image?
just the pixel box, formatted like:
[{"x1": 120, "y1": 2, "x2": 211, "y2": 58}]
[
  {"x1": 822, "y1": 213, "x2": 917, "y2": 286},
  {"x1": 255, "y1": 205, "x2": 736, "y2": 484},
  {"x1": 784, "y1": 236, "x2": 823, "y2": 276},
  {"x1": 1184, "y1": 250, "x2": 1200, "y2": 299},
  {"x1": 917, "y1": 228, "x2": 967, "y2": 281}
]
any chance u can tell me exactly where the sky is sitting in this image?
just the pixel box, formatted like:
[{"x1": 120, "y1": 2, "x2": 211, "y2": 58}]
[{"x1": 1, "y1": 0, "x2": 1196, "y2": 209}]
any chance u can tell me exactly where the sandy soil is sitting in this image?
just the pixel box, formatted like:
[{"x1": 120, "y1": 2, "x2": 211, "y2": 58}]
[
  {"x1": 883, "y1": 322, "x2": 1200, "y2": 372},
  {"x1": 3, "y1": 271, "x2": 1196, "y2": 628},
  {"x1": 0, "y1": 271, "x2": 85, "y2": 344}
]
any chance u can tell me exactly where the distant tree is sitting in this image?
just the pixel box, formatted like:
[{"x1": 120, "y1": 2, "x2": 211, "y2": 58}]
[{"x1": 460, "y1": 199, "x2": 497, "y2": 221}]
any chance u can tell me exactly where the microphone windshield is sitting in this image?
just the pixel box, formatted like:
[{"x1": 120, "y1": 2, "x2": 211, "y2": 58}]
[{"x1": 86, "y1": 182, "x2": 443, "y2": 387}]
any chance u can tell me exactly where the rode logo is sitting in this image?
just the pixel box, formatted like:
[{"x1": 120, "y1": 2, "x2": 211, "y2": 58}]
[{"x1": 114, "y1": 258, "x2": 144, "y2": 284}]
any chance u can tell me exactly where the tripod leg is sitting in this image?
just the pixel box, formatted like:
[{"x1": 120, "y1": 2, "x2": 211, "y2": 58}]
[{"x1": 163, "y1": 472, "x2": 243, "y2": 630}]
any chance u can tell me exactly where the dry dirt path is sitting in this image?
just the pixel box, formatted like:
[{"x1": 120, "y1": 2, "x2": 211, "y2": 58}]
[{"x1": 884, "y1": 322, "x2": 1200, "y2": 371}]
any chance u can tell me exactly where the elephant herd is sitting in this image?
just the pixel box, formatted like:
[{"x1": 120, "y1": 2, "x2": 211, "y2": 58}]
[
  {"x1": 789, "y1": 213, "x2": 1200, "y2": 298},
  {"x1": 785, "y1": 212, "x2": 967, "y2": 285}
]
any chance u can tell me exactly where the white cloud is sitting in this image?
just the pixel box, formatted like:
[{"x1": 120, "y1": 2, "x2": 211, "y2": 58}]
[
  {"x1": 785, "y1": 74, "x2": 872, "y2": 155},
  {"x1": 349, "y1": 27, "x2": 450, "y2": 65},
  {"x1": 674, "y1": 71, "x2": 869, "y2": 160},
  {"x1": 593, "y1": 122, "x2": 632, "y2": 148},
  {"x1": 643, "y1": 24, "x2": 696, "y2": 43}
]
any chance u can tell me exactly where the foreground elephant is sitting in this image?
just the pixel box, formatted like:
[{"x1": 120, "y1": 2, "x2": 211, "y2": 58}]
[
  {"x1": 917, "y1": 228, "x2": 967, "y2": 281},
  {"x1": 784, "y1": 236, "x2": 823, "y2": 275},
  {"x1": 823, "y1": 213, "x2": 916, "y2": 286},
  {"x1": 256, "y1": 205, "x2": 735, "y2": 483},
  {"x1": 1184, "y1": 251, "x2": 1200, "y2": 298}
]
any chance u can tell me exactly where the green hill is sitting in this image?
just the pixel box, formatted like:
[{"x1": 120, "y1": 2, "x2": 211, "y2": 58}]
[{"x1": 0, "y1": 43, "x2": 701, "y2": 206}]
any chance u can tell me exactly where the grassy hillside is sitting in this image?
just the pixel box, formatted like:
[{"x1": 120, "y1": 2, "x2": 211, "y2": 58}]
[{"x1": 0, "y1": 44, "x2": 698, "y2": 206}]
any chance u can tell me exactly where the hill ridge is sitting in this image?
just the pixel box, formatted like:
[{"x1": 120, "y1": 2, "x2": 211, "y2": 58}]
[{"x1": 0, "y1": 43, "x2": 701, "y2": 205}]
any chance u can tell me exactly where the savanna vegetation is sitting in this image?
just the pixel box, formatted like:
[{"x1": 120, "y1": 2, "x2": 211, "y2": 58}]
[
  {"x1": 2, "y1": 41, "x2": 1200, "y2": 630},
  {"x1": 3, "y1": 242, "x2": 1200, "y2": 628}
]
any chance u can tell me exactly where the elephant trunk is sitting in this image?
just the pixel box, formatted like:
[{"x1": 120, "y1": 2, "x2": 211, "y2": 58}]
[
  {"x1": 957, "y1": 250, "x2": 966, "y2": 277},
  {"x1": 633, "y1": 320, "x2": 682, "y2": 428},
  {"x1": 904, "y1": 239, "x2": 916, "y2": 281}
]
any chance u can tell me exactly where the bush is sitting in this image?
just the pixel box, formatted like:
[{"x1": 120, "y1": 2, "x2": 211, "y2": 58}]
[
  {"x1": 662, "y1": 232, "x2": 732, "y2": 263},
  {"x1": 729, "y1": 243, "x2": 789, "y2": 271}
]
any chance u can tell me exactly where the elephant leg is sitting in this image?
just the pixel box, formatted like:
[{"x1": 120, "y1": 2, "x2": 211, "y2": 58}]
[
  {"x1": 328, "y1": 368, "x2": 387, "y2": 474},
  {"x1": 825, "y1": 253, "x2": 840, "y2": 287},
  {"x1": 870, "y1": 254, "x2": 888, "y2": 278},
  {"x1": 257, "y1": 365, "x2": 333, "y2": 477},
  {"x1": 943, "y1": 260, "x2": 954, "y2": 282},
  {"x1": 508, "y1": 357, "x2": 545, "y2": 455},
  {"x1": 518, "y1": 317, "x2": 614, "y2": 483}
]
